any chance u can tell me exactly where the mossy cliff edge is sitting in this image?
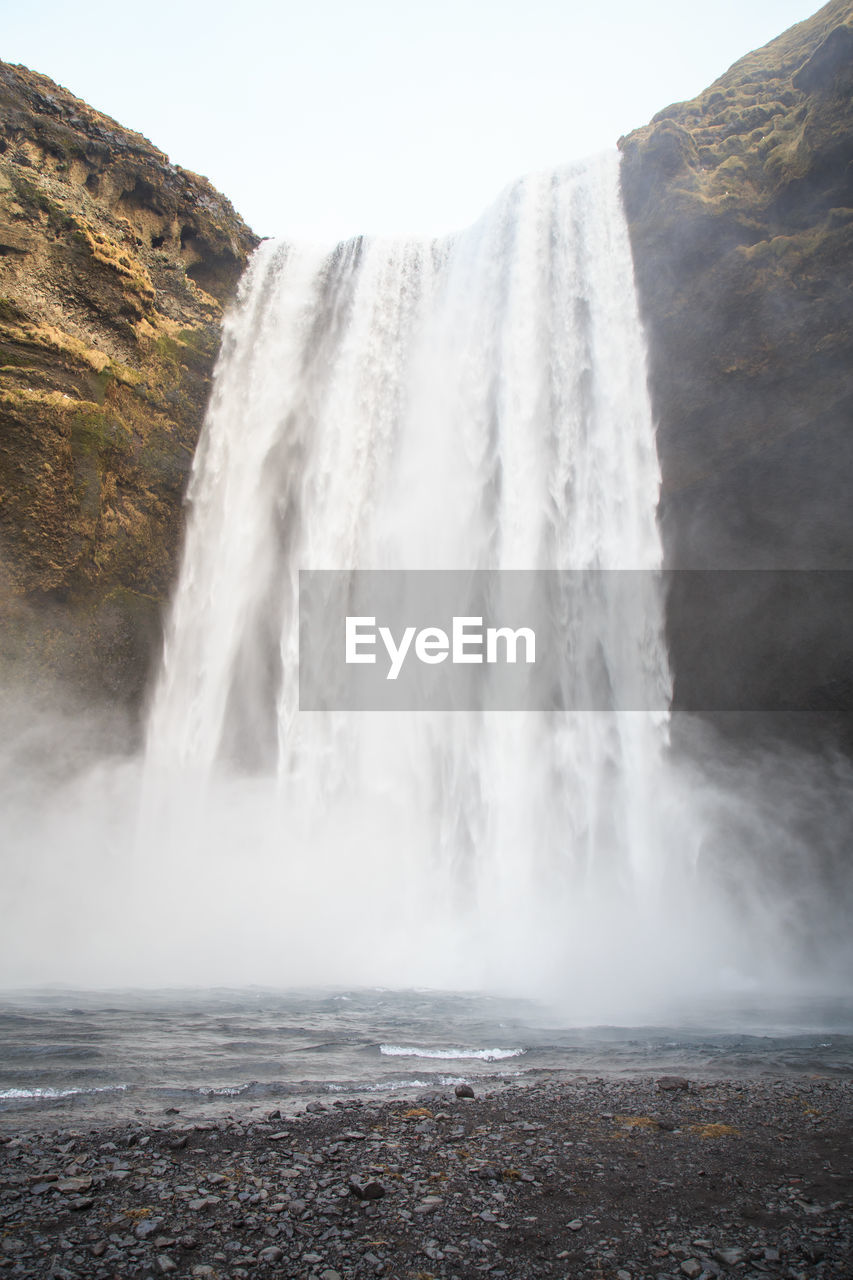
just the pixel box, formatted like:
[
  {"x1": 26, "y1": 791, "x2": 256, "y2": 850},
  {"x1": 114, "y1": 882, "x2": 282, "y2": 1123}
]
[
  {"x1": 620, "y1": 0, "x2": 853, "y2": 726},
  {"x1": 0, "y1": 62, "x2": 257, "y2": 708}
]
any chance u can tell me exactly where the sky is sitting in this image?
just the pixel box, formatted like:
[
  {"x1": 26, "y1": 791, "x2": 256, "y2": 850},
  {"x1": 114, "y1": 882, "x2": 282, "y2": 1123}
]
[{"x1": 1, "y1": 0, "x2": 823, "y2": 241}]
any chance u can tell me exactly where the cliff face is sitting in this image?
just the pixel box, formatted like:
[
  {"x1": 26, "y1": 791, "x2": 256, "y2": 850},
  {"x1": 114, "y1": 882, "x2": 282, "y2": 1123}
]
[
  {"x1": 619, "y1": 0, "x2": 853, "y2": 729},
  {"x1": 0, "y1": 63, "x2": 257, "y2": 707}
]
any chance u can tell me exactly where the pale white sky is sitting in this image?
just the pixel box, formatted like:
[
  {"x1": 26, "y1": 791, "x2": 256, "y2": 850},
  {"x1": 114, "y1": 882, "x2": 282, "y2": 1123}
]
[{"x1": 2, "y1": 0, "x2": 821, "y2": 240}]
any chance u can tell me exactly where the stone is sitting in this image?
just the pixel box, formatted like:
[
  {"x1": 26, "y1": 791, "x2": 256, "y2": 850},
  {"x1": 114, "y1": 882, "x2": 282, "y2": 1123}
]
[
  {"x1": 680, "y1": 1261, "x2": 703, "y2": 1279},
  {"x1": 455, "y1": 1084, "x2": 475, "y2": 1099},
  {"x1": 57, "y1": 1177, "x2": 92, "y2": 1193},
  {"x1": 567, "y1": 1219, "x2": 583, "y2": 1231},
  {"x1": 656, "y1": 1077, "x2": 690, "y2": 1092},
  {"x1": 714, "y1": 1248, "x2": 745, "y2": 1265},
  {"x1": 415, "y1": 1196, "x2": 443, "y2": 1214},
  {"x1": 258, "y1": 1246, "x2": 284, "y2": 1262},
  {"x1": 136, "y1": 1219, "x2": 163, "y2": 1239}
]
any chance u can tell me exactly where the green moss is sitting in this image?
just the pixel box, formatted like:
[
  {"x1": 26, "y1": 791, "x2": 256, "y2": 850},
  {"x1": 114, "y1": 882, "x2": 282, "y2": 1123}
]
[
  {"x1": 87, "y1": 367, "x2": 114, "y2": 405},
  {"x1": 136, "y1": 424, "x2": 192, "y2": 494},
  {"x1": 70, "y1": 409, "x2": 138, "y2": 523},
  {"x1": 717, "y1": 155, "x2": 749, "y2": 177},
  {"x1": 177, "y1": 326, "x2": 217, "y2": 356},
  {"x1": 71, "y1": 409, "x2": 133, "y2": 463},
  {"x1": 153, "y1": 325, "x2": 217, "y2": 378},
  {"x1": 0, "y1": 295, "x2": 27, "y2": 324},
  {"x1": 153, "y1": 334, "x2": 183, "y2": 362},
  {"x1": 0, "y1": 346, "x2": 32, "y2": 369},
  {"x1": 11, "y1": 174, "x2": 75, "y2": 234},
  {"x1": 739, "y1": 235, "x2": 798, "y2": 262}
]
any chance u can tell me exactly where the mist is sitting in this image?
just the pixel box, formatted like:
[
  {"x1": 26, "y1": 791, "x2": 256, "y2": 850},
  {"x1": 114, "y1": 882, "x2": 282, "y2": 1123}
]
[{"x1": 2, "y1": 684, "x2": 852, "y2": 1030}]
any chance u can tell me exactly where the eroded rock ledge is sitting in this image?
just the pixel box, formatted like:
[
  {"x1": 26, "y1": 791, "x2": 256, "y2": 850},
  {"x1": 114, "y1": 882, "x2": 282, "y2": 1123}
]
[{"x1": 0, "y1": 62, "x2": 258, "y2": 706}]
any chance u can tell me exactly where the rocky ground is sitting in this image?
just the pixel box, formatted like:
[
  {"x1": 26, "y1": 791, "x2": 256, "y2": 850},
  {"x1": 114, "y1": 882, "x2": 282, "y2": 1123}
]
[{"x1": 1, "y1": 1074, "x2": 850, "y2": 1280}]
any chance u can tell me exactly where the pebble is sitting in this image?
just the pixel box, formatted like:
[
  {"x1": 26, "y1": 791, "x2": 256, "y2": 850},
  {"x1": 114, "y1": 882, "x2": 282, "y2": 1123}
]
[
  {"x1": 714, "y1": 1246, "x2": 745, "y2": 1265},
  {"x1": 0, "y1": 1075, "x2": 849, "y2": 1280},
  {"x1": 136, "y1": 1218, "x2": 163, "y2": 1239}
]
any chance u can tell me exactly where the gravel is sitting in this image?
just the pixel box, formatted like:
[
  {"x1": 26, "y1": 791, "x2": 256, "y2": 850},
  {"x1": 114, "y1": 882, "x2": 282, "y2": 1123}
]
[{"x1": 1, "y1": 1074, "x2": 851, "y2": 1279}]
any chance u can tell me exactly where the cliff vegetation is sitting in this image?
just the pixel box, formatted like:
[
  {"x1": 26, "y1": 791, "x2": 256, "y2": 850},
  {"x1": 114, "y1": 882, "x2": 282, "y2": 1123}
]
[{"x1": 0, "y1": 62, "x2": 257, "y2": 707}]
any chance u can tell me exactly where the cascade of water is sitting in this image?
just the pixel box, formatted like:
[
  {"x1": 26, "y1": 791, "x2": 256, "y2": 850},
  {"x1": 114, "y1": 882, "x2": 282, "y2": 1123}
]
[
  {"x1": 2, "y1": 156, "x2": 849, "y2": 1004},
  {"x1": 142, "y1": 151, "x2": 683, "y2": 997}
]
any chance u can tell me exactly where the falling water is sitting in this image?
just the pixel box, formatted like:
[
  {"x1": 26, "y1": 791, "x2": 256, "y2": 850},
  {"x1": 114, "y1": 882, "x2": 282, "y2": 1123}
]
[
  {"x1": 2, "y1": 152, "x2": 851, "y2": 1010},
  {"x1": 138, "y1": 151, "x2": 697, "y2": 1002}
]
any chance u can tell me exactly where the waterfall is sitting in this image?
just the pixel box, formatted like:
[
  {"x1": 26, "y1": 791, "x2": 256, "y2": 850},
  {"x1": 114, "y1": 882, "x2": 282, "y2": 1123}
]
[
  {"x1": 1, "y1": 156, "x2": 848, "y2": 1005},
  {"x1": 148, "y1": 152, "x2": 668, "y2": 756},
  {"x1": 139, "y1": 150, "x2": 690, "y2": 1001}
]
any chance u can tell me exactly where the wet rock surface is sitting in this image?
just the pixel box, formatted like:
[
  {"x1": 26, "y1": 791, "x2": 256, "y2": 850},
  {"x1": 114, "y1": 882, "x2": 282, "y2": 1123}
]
[{"x1": 1, "y1": 1075, "x2": 850, "y2": 1279}]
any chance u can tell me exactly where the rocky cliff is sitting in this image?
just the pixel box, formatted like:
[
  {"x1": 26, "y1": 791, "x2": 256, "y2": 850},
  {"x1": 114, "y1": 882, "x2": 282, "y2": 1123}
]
[
  {"x1": 0, "y1": 62, "x2": 257, "y2": 709},
  {"x1": 619, "y1": 0, "x2": 853, "y2": 731}
]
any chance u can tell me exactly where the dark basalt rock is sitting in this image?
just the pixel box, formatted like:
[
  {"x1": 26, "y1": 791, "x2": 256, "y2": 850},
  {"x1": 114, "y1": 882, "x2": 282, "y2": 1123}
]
[{"x1": 620, "y1": 0, "x2": 853, "y2": 742}]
